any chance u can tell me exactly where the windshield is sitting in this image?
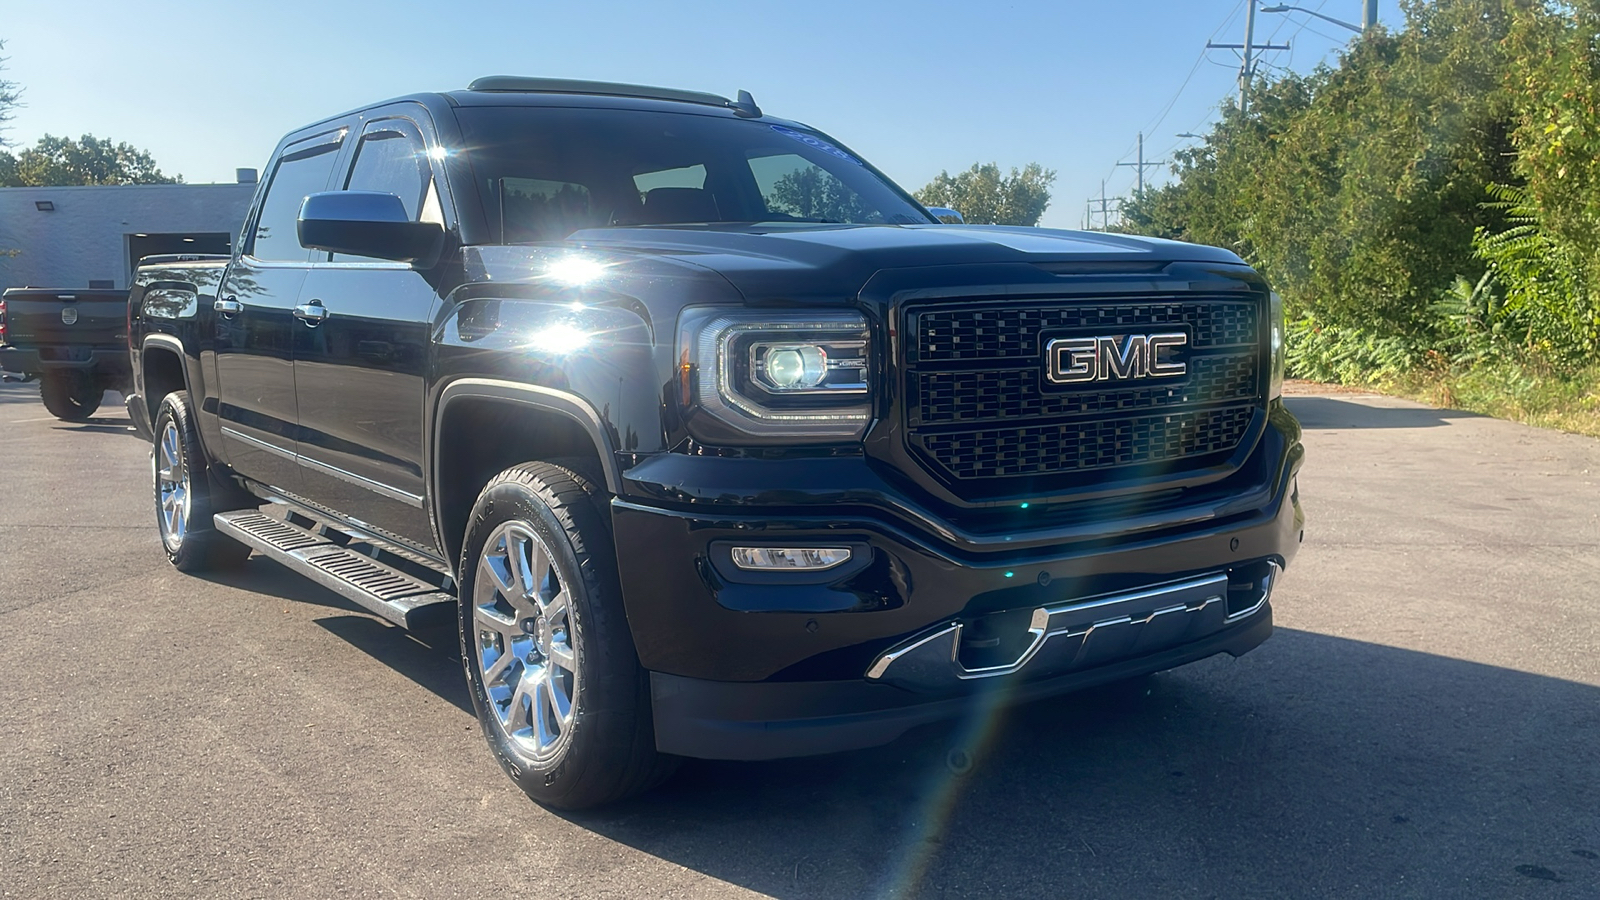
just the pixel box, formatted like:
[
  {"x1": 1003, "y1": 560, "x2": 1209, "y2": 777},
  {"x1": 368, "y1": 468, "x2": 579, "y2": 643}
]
[{"x1": 454, "y1": 106, "x2": 934, "y2": 242}]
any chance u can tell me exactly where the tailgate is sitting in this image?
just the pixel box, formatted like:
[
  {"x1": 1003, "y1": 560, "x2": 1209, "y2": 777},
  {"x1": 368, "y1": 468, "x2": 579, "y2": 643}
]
[{"x1": 2, "y1": 289, "x2": 129, "y2": 348}]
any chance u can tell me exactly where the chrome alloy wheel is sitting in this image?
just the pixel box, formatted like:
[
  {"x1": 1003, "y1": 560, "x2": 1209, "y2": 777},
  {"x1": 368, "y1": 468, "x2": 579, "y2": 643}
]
[
  {"x1": 155, "y1": 420, "x2": 191, "y2": 551},
  {"x1": 472, "y1": 521, "x2": 580, "y2": 761}
]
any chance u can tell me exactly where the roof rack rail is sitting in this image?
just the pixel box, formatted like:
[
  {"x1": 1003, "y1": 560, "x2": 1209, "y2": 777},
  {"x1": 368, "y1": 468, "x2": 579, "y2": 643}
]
[{"x1": 466, "y1": 77, "x2": 761, "y2": 117}]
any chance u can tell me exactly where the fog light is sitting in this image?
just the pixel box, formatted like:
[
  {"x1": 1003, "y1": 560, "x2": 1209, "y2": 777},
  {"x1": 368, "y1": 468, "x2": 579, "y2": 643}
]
[{"x1": 730, "y1": 547, "x2": 852, "y2": 571}]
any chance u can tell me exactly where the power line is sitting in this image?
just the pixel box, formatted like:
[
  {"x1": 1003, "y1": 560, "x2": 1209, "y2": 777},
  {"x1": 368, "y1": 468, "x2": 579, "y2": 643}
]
[
  {"x1": 1293, "y1": 21, "x2": 1351, "y2": 45},
  {"x1": 1085, "y1": 0, "x2": 1254, "y2": 220},
  {"x1": 1137, "y1": 52, "x2": 1209, "y2": 142},
  {"x1": 1135, "y1": 0, "x2": 1251, "y2": 140}
]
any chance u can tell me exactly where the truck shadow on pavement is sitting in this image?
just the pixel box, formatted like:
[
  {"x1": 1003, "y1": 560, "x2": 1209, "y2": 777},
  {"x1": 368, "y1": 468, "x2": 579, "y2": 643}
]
[
  {"x1": 564, "y1": 629, "x2": 1600, "y2": 898},
  {"x1": 1286, "y1": 395, "x2": 1480, "y2": 430},
  {"x1": 273, "y1": 570, "x2": 1600, "y2": 898},
  {"x1": 198, "y1": 557, "x2": 475, "y2": 716}
]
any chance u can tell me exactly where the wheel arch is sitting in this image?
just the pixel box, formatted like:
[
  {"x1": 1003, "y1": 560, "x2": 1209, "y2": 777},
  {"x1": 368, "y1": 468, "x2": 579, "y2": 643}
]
[
  {"x1": 431, "y1": 379, "x2": 621, "y2": 572},
  {"x1": 140, "y1": 335, "x2": 191, "y2": 423}
]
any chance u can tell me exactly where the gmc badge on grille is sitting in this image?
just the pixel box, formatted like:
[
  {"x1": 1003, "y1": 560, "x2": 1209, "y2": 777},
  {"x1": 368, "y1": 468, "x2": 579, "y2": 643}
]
[{"x1": 1046, "y1": 333, "x2": 1187, "y2": 384}]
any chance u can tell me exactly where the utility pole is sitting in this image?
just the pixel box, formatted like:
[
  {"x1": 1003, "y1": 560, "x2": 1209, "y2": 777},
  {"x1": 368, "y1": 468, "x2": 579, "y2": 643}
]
[
  {"x1": 1208, "y1": 4, "x2": 1290, "y2": 113},
  {"x1": 1241, "y1": 0, "x2": 1257, "y2": 110},
  {"x1": 1086, "y1": 180, "x2": 1123, "y2": 231},
  {"x1": 1363, "y1": 0, "x2": 1377, "y2": 31},
  {"x1": 1116, "y1": 133, "x2": 1166, "y2": 198}
]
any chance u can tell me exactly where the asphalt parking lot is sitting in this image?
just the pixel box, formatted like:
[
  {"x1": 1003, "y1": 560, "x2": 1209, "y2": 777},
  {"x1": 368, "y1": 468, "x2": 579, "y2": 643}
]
[{"x1": 2, "y1": 379, "x2": 1598, "y2": 899}]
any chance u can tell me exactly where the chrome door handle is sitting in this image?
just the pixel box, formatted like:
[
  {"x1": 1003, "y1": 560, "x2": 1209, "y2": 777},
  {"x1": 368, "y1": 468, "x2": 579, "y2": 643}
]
[
  {"x1": 214, "y1": 297, "x2": 242, "y2": 315},
  {"x1": 292, "y1": 301, "x2": 328, "y2": 325}
]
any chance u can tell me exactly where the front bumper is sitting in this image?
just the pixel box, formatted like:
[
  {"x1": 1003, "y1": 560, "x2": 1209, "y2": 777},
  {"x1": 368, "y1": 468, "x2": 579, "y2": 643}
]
[
  {"x1": 652, "y1": 605, "x2": 1272, "y2": 760},
  {"x1": 611, "y1": 449, "x2": 1302, "y2": 683},
  {"x1": 613, "y1": 411, "x2": 1304, "y2": 760}
]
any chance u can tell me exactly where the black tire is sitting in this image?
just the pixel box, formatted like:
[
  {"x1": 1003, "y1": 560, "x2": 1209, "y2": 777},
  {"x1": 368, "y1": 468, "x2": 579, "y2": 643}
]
[
  {"x1": 458, "y1": 461, "x2": 677, "y2": 809},
  {"x1": 151, "y1": 391, "x2": 252, "y2": 573},
  {"x1": 39, "y1": 371, "x2": 102, "y2": 420}
]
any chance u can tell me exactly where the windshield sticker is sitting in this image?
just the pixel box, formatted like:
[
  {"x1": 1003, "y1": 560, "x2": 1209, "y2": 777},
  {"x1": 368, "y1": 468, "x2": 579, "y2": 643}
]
[{"x1": 770, "y1": 125, "x2": 864, "y2": 166}]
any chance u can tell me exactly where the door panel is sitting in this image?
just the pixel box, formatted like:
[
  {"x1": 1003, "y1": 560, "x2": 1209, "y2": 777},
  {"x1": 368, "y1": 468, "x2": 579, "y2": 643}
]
[
  {"x1": 213, "y1": 259, "x2": 309, "y2": 490},
  {"x1": 292, "y1": 266, "x2": 436, "y2": 546},
  {"x1": 291, "y1": 115, "x2": 442, "y2": 548},
  {"x1": 211, "y1": 129, "x2": 346, "y2": 491}
]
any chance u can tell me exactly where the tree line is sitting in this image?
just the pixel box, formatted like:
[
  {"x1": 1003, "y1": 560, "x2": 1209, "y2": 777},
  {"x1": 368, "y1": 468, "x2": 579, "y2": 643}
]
[{"x1": 1118, "y1": 0, "x2": 1600, "y2": 385}]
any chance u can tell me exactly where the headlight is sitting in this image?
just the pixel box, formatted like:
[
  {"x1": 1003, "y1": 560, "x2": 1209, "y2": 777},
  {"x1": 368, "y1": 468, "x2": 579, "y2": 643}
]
[
  {"x1": 680, "y1": 309, "x2": 872, "y2": 441},
  {"x1": 1269, "y1": 291, "x2": 1285, "y2": 400}
]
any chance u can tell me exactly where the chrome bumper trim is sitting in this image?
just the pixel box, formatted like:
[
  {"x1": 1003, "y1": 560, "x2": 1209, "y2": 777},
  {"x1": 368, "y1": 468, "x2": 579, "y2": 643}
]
[{"x1": 865, "y1": 566, "x2": 1277, "y2": 693}]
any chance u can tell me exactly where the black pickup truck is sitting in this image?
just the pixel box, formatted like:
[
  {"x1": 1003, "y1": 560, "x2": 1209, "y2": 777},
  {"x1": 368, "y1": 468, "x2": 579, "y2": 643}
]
[
  {"x1": 1, "y1": 287, "x2": 131, "y2": 419},
  {"x1": 127, "y1": 77, "x2": 1305, "y2": 809}
]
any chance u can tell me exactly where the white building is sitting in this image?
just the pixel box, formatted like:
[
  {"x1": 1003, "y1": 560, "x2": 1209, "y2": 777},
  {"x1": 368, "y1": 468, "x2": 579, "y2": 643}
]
[{"x1": 0, "y1": 175, "x2": 257, "y2": 292}]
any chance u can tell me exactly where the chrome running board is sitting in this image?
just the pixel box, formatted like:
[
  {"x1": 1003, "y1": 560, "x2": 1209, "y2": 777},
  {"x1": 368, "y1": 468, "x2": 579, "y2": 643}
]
[{"x1": 214, "y1": 510, "x2": 455, "y2": 629}]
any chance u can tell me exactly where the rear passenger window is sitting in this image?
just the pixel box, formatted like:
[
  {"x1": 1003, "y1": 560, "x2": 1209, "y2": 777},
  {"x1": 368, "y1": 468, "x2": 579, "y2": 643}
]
[{"x1": 251, "y1": 140, "x2": 342, "y2": 261}]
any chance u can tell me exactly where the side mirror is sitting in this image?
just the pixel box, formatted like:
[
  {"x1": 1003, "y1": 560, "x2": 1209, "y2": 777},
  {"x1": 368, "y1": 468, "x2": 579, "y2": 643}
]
[
  {"x1": 925, "y1": 206, "x2": 964, "y2": 224},
  {"x1": 297, "y1": 191, "x2": 444, "y2": 265}
]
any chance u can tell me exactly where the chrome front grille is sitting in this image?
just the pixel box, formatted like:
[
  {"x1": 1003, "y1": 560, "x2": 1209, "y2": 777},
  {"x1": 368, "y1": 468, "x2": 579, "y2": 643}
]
[{"x1": 904, "y1": 296, "x2": 1262, "y2": 483}]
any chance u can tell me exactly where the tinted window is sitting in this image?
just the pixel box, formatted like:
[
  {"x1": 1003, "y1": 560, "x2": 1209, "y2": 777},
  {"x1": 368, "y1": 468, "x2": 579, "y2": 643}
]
[
  {"x1": 252, "y1": 140, "x2": 341, "y2": 261},
  {"x1": 345, "y1": 129, "x2": 428, "y2": 218},
  {"x1": 500, "y1": 177, "x2": 594, "y2": 243},
  {"x1": 333, "y1": 127, "x2": 431, "y2": 260},
  {"x1": 455, "y1": 107, "x2": 931, "y2": 242},
  {"x1": 749, "y1": 153, "x2": 871, "y2": 224}
]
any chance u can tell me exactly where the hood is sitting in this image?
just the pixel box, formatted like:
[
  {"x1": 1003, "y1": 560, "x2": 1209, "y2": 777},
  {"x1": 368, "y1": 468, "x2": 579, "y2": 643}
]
[{"x1": 559, "y1": 223, "x2": 1247, "y2": 302}]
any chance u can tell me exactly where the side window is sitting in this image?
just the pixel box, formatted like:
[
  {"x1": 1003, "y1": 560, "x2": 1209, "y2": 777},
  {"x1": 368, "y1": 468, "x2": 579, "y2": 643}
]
[
  {"x1": 333, "y1": 125, "x2": 431, "y2": 261},
  {"x1": 345, "y1": 128, "x2": 428, "y2": 218},
  {"x1": 749, "y1": 152, "x2": 874, "y2": 224},
  {"x1": 251, "y1": 141, "x2": 342, "y2": 261}
]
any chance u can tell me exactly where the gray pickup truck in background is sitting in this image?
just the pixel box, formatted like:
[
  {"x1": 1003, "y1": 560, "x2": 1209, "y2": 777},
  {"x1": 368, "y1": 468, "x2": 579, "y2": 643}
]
[{"x1": 0, "y1": 286, "x2": 132, "y2": 420}]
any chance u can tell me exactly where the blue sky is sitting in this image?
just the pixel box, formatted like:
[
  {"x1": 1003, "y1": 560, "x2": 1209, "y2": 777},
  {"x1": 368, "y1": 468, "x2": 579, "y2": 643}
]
[{"x1": 3, "y1": 0, "x2": 1402, "y2": 229}]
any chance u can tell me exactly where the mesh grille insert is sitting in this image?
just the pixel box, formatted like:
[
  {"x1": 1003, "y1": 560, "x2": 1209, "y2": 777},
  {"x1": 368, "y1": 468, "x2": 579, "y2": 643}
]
[
  {"x1": 916, "y1": 353, "x2": 1257, "y2": 426},
  {"x1": 919, "y1": 406, "x2": 1256, "y2": 480},
  {"x1": 912, "y1": 300, "x2": 1257, "y2": 362}
]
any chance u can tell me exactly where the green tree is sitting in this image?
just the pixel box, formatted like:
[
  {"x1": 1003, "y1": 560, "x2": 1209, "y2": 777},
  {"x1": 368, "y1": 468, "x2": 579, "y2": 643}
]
[
  {"x1": 0, "y1": 133, "x2": 180, "y2": 186},
  {"x1": 0, "y1": 40, "x2": 19, "y2": 146},
  {"x1": 1121, "y1": 0, "x2": 1517, "y2": 341},
  {"x1": 913, "y1": 162, "x2": 1055, "y2": 225}
]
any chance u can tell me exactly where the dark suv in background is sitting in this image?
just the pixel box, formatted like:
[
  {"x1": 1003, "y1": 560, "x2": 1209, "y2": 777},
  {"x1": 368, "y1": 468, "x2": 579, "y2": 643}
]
[{"x1": 126, "y1": 77, "x2": 1304, "y2": 808}]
